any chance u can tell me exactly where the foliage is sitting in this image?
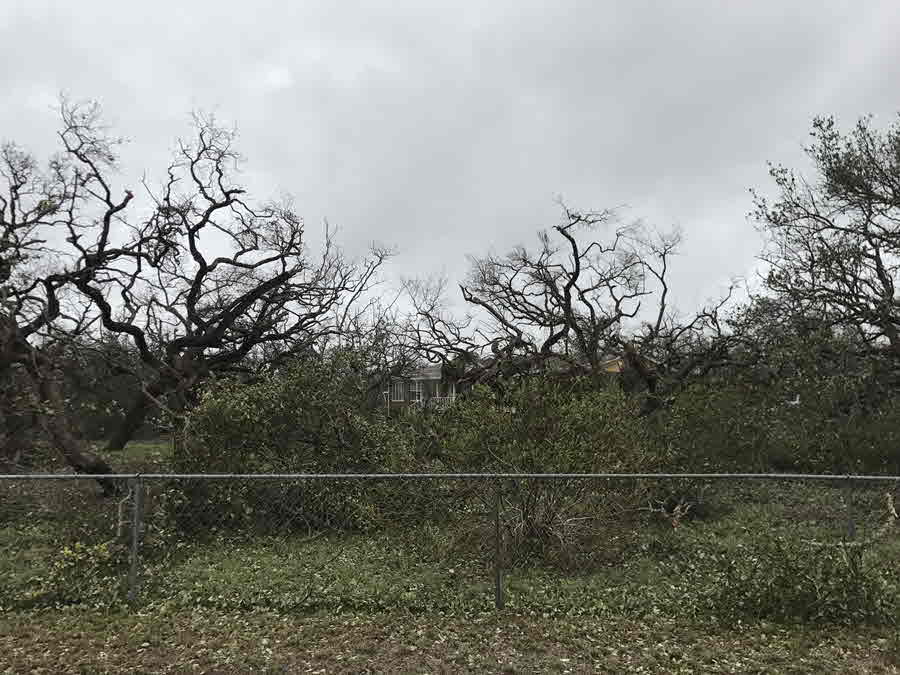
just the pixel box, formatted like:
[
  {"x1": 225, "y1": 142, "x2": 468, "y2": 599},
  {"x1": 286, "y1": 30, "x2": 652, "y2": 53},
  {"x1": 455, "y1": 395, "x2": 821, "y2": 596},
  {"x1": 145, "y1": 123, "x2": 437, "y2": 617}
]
[
  {"x1": 55, "y1": 336, "x2": 155, "y2": 441},
  {"x1": 31, "y1": 539, "x2": 131, "y2": 609},
  {"x1": 4, "y1": 608, "x2": 898, "y2": 673},
  {"x1": 664, "y1": 372, "x2": 900, "y2": 474},
  {"x1": 184, "y1": 351, "x2": 411, "y2": 473},
  {"x1": 0, "y1": 366, "x2": 38, "y2": 468},
  {"x1": 407, "y1": 378, "x2": 668, "y2": 566},
  {"x1": 178, "y1": 351, "x2": 422, "y2": 531},
  {"x1": 754, "y1": 114, "x2": 900, "y2": 362},
  {"x1": 424, "y1": 377, "x2": 662, "y2": 473},
  {"x1": 4, "y1": 464, "x2": 898, "y2": 640},
  {"x1": 684, "y1": 534, "x2": 900, "y2": 626}
]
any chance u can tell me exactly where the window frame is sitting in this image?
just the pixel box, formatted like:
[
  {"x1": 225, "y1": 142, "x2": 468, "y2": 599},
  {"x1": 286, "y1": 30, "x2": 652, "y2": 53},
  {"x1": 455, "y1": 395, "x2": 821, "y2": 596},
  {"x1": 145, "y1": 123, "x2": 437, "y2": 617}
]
[
  {"x1": 409, "y1": 379, "x2": 424, "y2": 403},
  {"x1": 390, "y1": 379, "x2": 406, "y2": 402}
]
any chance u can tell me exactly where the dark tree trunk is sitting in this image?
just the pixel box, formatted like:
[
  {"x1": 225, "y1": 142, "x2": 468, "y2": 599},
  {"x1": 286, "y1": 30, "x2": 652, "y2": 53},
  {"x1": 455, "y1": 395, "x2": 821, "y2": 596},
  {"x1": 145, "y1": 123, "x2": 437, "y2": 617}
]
[
  {"x1": 0, "y1": 376, "x2": 34, "y2": 470},
  {"x1": 105, "y1": 393, "x2": 152, "y2": 452},
  {"x1": 36, "y1": 375, "x2": 117, "y2": 496},
  {"x1": 105, "y1": 379, "x2": 167, "y2": 452},
  {"x1": 0, "y1": 409, "x2": 33, "y2": 470}
]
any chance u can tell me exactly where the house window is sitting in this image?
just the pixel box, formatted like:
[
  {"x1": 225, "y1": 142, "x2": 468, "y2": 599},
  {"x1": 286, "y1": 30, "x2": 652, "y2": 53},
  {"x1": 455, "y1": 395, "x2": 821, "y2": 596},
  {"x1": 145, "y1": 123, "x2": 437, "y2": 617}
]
[
  {"x1": 391, "y1": 380, "x2": 406, "y2": 402},
  {"x1": 410, "y1": 380, "x2": 423, "y2": 403}
]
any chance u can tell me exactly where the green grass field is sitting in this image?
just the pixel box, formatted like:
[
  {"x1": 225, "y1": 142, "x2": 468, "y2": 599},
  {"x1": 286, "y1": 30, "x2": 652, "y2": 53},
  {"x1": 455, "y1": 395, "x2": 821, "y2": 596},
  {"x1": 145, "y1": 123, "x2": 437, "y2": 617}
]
[
  {"x1": 1, "y1": 439, "x2": 898, "y2": 672},
  {"x1": 2, "y1": 607, "x2": 898, "y2": 673}
]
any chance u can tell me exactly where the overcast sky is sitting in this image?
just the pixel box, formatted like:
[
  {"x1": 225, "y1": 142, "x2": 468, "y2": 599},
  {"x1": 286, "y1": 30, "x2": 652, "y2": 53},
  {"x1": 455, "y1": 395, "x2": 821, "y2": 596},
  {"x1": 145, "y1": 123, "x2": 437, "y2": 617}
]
[{"x1": 3, "y1": 0, "x2": 899, "y2": 314}]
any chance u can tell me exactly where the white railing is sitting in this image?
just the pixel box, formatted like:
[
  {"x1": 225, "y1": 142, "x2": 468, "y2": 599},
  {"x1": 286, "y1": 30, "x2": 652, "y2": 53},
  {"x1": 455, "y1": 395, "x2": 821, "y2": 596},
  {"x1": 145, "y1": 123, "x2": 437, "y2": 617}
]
[
  {"x1": 429, "y1": 395, "x2": 455, "y2": 409},
  {"x1": 407, "y1": 395, "x2": 456, "y2": 412}
]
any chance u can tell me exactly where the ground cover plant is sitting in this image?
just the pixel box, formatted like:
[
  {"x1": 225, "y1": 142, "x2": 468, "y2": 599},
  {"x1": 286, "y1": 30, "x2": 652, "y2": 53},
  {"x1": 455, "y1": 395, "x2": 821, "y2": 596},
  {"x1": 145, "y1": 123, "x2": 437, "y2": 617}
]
[{"x1": 2, "y1": 441, "x2": 899, "y2": 672}]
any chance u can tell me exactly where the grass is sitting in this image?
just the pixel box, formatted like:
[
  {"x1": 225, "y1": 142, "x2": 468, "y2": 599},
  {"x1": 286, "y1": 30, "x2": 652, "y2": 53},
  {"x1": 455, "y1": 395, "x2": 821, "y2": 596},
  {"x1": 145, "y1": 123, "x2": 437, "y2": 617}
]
[
  {"x1": 1, "y1": 607, "x2": 898, "y2": 673},
  {"x1": 106, "y1": 438, "x2": 174, "y2": 472},
  {"x1": 2, "y1": 444, "x2": 899, "y2": 672}
]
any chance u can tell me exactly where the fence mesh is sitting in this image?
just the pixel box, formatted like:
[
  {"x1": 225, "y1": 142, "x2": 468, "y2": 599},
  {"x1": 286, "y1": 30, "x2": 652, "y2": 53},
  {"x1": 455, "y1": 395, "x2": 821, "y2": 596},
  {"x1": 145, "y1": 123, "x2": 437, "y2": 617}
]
[{"x1": 2, "y1": 473, "x2": 898, "y2": 622}]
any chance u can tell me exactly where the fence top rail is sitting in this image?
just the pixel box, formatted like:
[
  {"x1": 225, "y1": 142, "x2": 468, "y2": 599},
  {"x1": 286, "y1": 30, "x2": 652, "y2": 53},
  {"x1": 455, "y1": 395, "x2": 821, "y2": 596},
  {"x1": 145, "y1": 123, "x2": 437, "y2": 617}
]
[{"x1": 1, "y1": 472, "x2": 900, "y2": 481}]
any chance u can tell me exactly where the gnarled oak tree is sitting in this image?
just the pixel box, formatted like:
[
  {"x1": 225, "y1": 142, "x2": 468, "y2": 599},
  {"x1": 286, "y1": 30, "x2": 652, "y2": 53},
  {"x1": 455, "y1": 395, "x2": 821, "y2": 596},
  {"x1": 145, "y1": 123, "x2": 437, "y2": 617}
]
[{"x1": 1, "y1": 99, "x2": 389, "y2": 483}]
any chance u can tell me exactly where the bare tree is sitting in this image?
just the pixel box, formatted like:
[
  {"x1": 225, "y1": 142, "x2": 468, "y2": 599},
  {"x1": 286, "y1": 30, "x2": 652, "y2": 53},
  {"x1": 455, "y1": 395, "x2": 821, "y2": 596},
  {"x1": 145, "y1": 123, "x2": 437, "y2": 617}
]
[
  {"x1": 620, "y1": 229, "x2": 753, "y2": 409},
  {"x1": 404, "y1": 276, "x2": 490, "y2": 378},
  {"x1": 62, "y1": 110, "x2": 390, "y2": 453},
  {"x1": 406, "y1": 205, "x2": 743, "y2": 407},
  {"x1": 1, "y1": 98, "x2": 391, "y2": 481},
  {"x1": 0, "y1": 100, "x2": 123, "y2": 489},
  {"x1": 406, "y1": 207, "x2": 646, "y2": 383}
]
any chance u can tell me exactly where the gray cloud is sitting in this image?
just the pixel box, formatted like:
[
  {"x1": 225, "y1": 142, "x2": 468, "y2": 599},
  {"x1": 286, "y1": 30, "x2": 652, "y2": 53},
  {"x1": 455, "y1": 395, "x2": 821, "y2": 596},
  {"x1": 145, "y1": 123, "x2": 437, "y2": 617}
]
[{"x1": 3, "y1": 0, "x2": 899, "y2": 313}]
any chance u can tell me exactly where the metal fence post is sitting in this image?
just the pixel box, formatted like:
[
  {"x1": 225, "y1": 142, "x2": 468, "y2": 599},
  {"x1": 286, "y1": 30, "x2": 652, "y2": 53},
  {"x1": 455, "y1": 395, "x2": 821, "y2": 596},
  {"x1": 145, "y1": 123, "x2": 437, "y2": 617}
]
[
  {"x1": 127, "y1": 475, "x2": 145, "y2": 605},
  {"x1": 845, "y1": 475, "x2": 856, "y2": 541},
  {"x1": 494, "y1": 478, "x2": 505, "y2": 610}
]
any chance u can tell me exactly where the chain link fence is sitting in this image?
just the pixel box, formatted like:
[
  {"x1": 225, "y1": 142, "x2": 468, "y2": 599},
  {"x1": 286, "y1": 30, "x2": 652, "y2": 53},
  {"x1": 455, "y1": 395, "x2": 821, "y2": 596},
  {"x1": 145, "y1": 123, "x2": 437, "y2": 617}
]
[{"x1": 2, "y1": 472, "x2": 899, "y2": 621}]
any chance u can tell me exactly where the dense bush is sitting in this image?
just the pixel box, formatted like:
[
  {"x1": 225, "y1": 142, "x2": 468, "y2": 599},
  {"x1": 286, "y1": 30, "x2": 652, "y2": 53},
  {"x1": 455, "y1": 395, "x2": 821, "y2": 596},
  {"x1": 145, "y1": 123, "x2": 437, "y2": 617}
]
[
  {"x1": 404, "y1": 378, "x2": 670, "y2": 567},
  {"x1": 421, "y1": 378, "x2": 664, "y2": 473},
  {"x1": 30, "y1": 539, "x2": 131, "y2": 608},
  {"x1": 183, "y1": 352, "x2": 409, "y2": 473},
  {"x1": 663, "y1": 376, "x2": 900, "y2": 474},
  {"x1": 690, "y1": 535, "x2": 899, "y2": 626},
  {"x1": 177, "y1": 352, "x2": 430, "y2": 531},
  {"x1": 174, "y1": 348, "x2": 900, "y2": 572}
]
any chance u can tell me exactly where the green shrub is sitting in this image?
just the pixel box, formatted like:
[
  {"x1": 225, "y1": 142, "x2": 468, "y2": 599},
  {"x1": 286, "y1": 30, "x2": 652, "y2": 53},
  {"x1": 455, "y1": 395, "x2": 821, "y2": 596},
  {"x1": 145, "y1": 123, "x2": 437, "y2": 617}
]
[
  {"x1": 430, "y1": 378, "x2": 663, "y2": 473},
  {"x1": 412, "y1": 378, "x2": 668, "y2": 568},
  {"x1": 672, "y1": 532, "x2": 899, "y2": 626},
  {"x1": 664, "y1": 378, "x2": 900, "y2": 474},
  {"x1": 31, "y1": 539, "x2": 131, "y2": 608},
  {"x1": 176, "y1": 352, "x2": 430, "y2": 532},
  {"x1": 182, "y1": 354, "x2": 409, "y2": 474}
]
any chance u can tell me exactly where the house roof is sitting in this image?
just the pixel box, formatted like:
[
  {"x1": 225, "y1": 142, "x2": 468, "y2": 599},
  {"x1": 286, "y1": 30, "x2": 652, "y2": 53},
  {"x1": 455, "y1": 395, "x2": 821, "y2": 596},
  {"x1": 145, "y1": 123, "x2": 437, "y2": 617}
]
[
  {"x1": 599, "y1": 355, "x2": 625, "y2": 373},
  {"x1": 408, "y1": 363, "x2": 443, "y2": 380}
]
